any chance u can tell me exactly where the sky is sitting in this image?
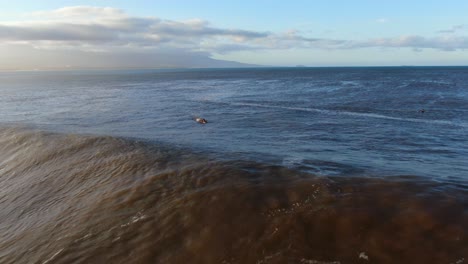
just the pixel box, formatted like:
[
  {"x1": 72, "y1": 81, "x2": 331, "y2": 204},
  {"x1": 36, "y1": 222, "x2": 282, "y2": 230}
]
[{"x1": 1, "y1": 0, "x2": 468, "y2": 69}]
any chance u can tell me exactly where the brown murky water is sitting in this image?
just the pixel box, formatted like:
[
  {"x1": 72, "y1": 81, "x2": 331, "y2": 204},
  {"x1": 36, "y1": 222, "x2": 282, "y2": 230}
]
[{"x1": 0, "y1": 127, "x2": 467, "y2": 263}]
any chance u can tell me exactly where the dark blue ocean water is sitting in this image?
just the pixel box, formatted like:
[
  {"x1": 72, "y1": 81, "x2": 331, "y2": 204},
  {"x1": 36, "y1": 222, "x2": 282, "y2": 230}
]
[{"x1": 1, "y1": 67, "x2": 467, "y2": 179}]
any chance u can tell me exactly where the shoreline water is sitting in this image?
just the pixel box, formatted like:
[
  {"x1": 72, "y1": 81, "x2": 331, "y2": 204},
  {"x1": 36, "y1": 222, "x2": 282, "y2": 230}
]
[
  {"x1": 1, "y1": 67, "x2": 467, "y2": 179},
  {"x1": 1, "y1": 67, "x2": 467, "y2": 262},
  {"x1": 0, "y1": 126, "x2": 467, "y2": 263}
]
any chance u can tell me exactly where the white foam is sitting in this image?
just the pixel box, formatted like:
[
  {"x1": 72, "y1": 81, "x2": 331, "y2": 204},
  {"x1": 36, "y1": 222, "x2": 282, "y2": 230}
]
[
  {"x1": 228, "y1": 102, "x2": 468, "y2": 128},
  {"x1": 42, "y1": 248, "x2": 63, "y2": 264},
  {"x1": 73, "y1": 233, "x2": 92, "y2": 243},
  {"x1": 282, "y1": 156, "x2": 303, "y2": 167},
  {"x1": 359, "y1": 252, "x2": 369, "y2": 261},
  {"x1": 120, "y1": 211, "x2": 147, "y2": 228}
]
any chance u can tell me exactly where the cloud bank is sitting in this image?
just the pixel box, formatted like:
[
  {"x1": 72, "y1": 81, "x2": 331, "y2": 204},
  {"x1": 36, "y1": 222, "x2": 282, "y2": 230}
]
[
  {"x1": 1, "y1": 6, "x2": 467, "y2": 69},
  {"x1": 1, "y1": 7, "x2": 268, "y2": 52}
]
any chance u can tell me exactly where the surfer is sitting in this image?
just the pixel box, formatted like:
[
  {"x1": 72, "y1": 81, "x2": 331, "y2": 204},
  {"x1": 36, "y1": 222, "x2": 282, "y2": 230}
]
[{"x1": 195, "y1": 117, "x2": 208, "y2": 124}]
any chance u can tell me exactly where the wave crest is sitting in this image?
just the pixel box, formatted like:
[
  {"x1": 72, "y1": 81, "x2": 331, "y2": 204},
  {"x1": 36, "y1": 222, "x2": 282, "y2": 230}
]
[{"x1": 0, "y1": 127, "x2": 466, "y2": 264}]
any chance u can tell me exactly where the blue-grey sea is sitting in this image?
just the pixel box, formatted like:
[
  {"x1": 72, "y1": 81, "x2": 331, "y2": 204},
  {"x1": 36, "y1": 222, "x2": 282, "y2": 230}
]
[{"x1": 1, "y1": 67, "x2": 467, "y2": 263}]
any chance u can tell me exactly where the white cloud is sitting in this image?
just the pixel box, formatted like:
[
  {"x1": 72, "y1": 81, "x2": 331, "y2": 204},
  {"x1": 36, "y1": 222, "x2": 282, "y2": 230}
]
[
  {"x1": 28, "y1": 6, "x2": 126, "y2": 21},
  {"x1": 1, "y1": 6, "x2": 468, "y2": 69},
  {"x1": 3, "y1": 6, "x2": 468, "y2": 54},
  {"x1": 355, "y1": 35, "x2": 468, "y2": 51},
  {"x1": 1, "y1": 6, "x2": 271, "y2": 53},
  {"x1": 0, "y1": 6, "x2": 349, "y2": 54},
  {"x1": 437, "y1": 24, "x2": 465, "y2": 34},
  {"x1": 376, "y1": 18, "x2": 388, "y2": 24}
]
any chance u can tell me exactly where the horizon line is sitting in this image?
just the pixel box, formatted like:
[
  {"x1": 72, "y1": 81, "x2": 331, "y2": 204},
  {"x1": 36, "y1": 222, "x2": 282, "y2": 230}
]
[{"x1": 1, "y1": 65, "x2": 468, "y2": 73}]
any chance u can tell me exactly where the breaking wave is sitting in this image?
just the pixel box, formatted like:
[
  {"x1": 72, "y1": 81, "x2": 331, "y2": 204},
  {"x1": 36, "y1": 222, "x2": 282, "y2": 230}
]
[{"x1": 0, "y1": 126, "x2": 467, "y2": 263}]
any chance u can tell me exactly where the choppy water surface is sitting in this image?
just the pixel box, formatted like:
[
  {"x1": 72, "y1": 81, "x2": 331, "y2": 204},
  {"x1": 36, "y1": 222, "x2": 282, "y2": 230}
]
[{"x1": 0, "y1": 67, "x2": 467, "y2": 263}]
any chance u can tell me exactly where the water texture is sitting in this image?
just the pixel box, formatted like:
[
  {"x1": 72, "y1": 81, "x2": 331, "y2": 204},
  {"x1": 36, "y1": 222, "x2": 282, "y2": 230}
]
[{"x1": 0, "y1": 67, "x2": 467, "y2": 263}]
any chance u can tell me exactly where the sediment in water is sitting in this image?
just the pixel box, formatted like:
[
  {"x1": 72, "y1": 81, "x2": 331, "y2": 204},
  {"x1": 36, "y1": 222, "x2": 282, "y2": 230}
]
[{"x1": 0, "y1": 127, "x2": 466, "y2": 263}]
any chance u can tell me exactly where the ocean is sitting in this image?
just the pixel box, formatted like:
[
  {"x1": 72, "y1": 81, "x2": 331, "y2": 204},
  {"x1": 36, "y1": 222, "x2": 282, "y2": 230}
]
[{"x1": 0, "y1": 67, "x2": 467, "y2": 263}]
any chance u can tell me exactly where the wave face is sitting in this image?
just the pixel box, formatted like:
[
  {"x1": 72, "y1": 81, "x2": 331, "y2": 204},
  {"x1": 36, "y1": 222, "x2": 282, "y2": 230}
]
[
  {"x1": 1, "y1": 127, "x2": 467, "y2": 264},
  {"x1": 1, "y1": 67, "x2": 468, "y2": 179}
]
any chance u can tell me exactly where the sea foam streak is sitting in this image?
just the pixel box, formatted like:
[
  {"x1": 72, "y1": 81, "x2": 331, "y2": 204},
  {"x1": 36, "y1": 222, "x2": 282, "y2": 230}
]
[{"x1": 224, "y1": 102, "x2": 468, "y2": 128}]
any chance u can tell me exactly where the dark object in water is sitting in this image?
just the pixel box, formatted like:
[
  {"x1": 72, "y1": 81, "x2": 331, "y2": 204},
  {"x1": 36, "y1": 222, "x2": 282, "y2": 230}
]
[
  {"x1": 419, "y1": 109, "x2": 425, "y2": 113},
  {"x1": 195, "y1": 117, "x2": 208, "y2": 124}
]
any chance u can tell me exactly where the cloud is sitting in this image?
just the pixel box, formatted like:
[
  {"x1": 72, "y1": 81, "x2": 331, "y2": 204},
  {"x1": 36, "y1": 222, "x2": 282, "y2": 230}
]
[
  {"x1": 0, "y1": 23, "x2": 118, "y2": 42},
  {"x1": 355, "y1": 35, "x2": 468, "y2": 51},
  {"x1": 0, "y1": 6, "x2": 349, "y2": 55},
  {"x1": 376, "y1": 18, "x2": 388, "y2": 23},
  {"x1": 1, "y1": 5, "x2": 468, "y2": 69},
  {"x1": 436, "y1": 24, "x2": 465, "y2": 34},
  {"x1": 3, "y1": 6, "x2": 467, "y2": 54},
  {"x1": 1, "y1": 6, "x2": 271, "y2": 53},
  {"x1": 29, "y1": 6, "x2": 126, "y2": 20}
]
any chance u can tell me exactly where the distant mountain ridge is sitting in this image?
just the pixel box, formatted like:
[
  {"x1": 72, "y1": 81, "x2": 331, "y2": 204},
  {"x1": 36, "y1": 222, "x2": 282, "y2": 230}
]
[{"x1": 0, "y1": 45, "x2": 261, "y2": 71}]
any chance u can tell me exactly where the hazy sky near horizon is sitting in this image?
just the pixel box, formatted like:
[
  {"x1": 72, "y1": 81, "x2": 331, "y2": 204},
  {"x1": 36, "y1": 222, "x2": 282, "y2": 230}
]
[{"x1": 1, "y1": 0, "x2": 468, "y2": 69}]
